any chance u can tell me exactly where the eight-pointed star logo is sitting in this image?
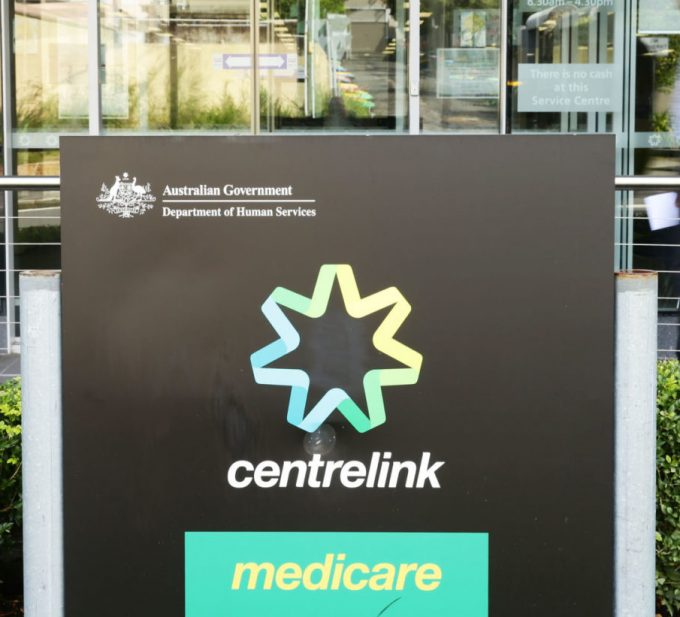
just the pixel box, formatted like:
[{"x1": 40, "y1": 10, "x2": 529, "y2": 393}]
[{"x1": 250, "y1": 265, "x2": 423, "y2": 433}]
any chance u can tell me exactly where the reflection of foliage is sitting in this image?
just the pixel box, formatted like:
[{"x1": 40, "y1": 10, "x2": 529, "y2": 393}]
[
  {"x1": 102, "y1": 76, "x2": 250, "y2": 130},
  {"x1": 383, "y1": 0, "x2": 497, "y2": 14},
  {"x1": 260, "y1": 88, "x2": 303, "y2": 119},
  {"x1": 277, "y1": 0, "x2": 345, "y2": 20},
  {"x1": 16, "y1": 74, "x2": 305, "y2": 131},
  {"x1": 17, "y1": 150, "x2": 59, "y2": 166},
  {"x1": 342, "y1": 94, "x2": 371, "y2": 118},
  {"x1": 16, "y1": 150, "x2": 60, "y2": 177},
  {"x1": 15, "y1": 225, "x2": 61, "y2": 246},
  {"x1": 16, "y1": 83, "x2": 85, "y2": 130},
  {"x1": 105, "y1": 76, "x2": 168, "y2": 129},
  {"x1": 656, "y1": 36, "x2": 680, "y2": 93},
  {"x1": 177, "y1": 89, "x2": 249, "y2": 129},
  {"x1": 470, "y1": 12, "x2": 486, "y2": 33},
  {"x1": 653, "y1": 112, "x2": 672, "y2": 133}
]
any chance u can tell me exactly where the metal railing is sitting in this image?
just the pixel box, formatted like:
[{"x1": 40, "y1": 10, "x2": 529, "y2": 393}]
[
  {"x1": 0, "y1": 171, "x2": 680, "y2": 360},
  {"x1": 0, "y1": 176, "x2": 60, "y2": 189},
  {"x1": 0, "y1": 175, "x2": 678, "y2": 190}
]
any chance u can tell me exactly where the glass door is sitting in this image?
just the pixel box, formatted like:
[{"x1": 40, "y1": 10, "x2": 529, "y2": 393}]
[
  {"x1": 100, "y1": 0, "x2": 254, "y2": 132},
  {"x1": 259, "y1": 0, "x2": 409, "y2": 130},
  {"x1": 419, "y1": 0, "x2": 501, "y2": 132}
]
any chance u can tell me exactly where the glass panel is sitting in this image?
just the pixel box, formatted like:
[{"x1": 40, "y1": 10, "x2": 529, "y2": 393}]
[
  {"x1": 17, "y1": 205, "x2": 60, "y2": 249},
  {"x1": 16, "y1": 148, "x2": 60, "y2": 176},
  {"x1": 14, "y1": 0, "x2": 89, "y2": 132},
  {"x1": 0, "y1": 10, "x2": 4, "y2": 176},
  {"x1": 261, "y1": 0, "x2": 408, "y2": 131},
  {"x1": 0, "y1": 193, "x2": 6, "y2": 353},
  {"x1": 14, "y1": 189, "x2": 60, "y2": 260},
  {"x1": 623, "y1": 189, "x2": 680, "y2": 356},
  {"x1": 420, "y1": 0, "x2": 501, "y2": 132},
  {"x1": 0, "y1": 189, "x2": 61, "y2": 356},
  {"x1": 510, "y1": 0, "x2": 622, "y2": 134},
  {"x1": 101, "y1": 0, "x2": 253, "y2": 132},
  {"x1": 631, "y1": 2, "x2": 680, "y2": 176}
]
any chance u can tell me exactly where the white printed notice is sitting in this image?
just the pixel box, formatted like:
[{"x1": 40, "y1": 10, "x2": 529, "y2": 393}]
[
  {"x1": 644, "y1": 193, "x2": 680, "y2": 232},
  {"x1": 518, "y1": 0, "x2": 614, "y2": 8},
  {"x1": 517, "y1": 64, "x2": 620, "y2": 112}
]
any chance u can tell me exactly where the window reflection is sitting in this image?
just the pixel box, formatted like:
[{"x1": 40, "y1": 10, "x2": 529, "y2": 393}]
[
  {"x1": 510, "y1": 1, "x2": 618, "y2": 133},
  {"x1": 15, "y1": 0, "x2": 89, "y2": 131},
  {"x1": 420, "y1": 0, "x2": 500, "y2": 132},
  {"x1": 261, "y1": 0, "x2": 408, "y2": 130},
  {"x1": 101, "y1": 0, "x2": 253, "y2": 131},
  {"x1": 634, "y1": 29, "x2": 680, "y2": 176}
]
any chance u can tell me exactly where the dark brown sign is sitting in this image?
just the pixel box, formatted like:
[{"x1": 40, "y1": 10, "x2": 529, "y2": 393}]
[{"x1": 61, "y1": 135, "x2": 614, "y2": 617}]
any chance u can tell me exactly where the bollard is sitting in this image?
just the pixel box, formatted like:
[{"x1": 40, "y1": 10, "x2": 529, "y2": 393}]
[
  {"x1": 19, "y1": 271, "x2": 63, "y2": 617},
  {"x1": 615, "y1": 270, "x2": 658, "y2": 617}
]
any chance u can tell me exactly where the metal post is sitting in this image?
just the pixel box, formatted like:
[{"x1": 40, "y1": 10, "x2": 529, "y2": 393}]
[
  {"x1": 394, "y1": 0, "x2": 405, "y2": 132},
  {"x1": 250, "y1": 0, "x2": 260, "y2": 133},
  {"x1": 614, "y1": 270, "x2": 657, "y2": 617},
  {"x1": 499, "y1": 0, "x2": 508, "y2": 134},
  {"x1": 1, "y1": 0, "x2": 16, "y2": 352},
  {"x1": 88, "y1": 0, "x2": 102, "y2": 135},
  {"x1": 408, "y1": 0, "x2": 420, "y2": 134},
  {"x1": 19, "y1": 271, "x2": 63, "y2": 617}
]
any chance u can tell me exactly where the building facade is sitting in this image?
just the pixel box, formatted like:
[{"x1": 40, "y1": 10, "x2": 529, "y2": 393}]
[{"x1": 0, "y1": 0, "x2": 678, "y2": 358}]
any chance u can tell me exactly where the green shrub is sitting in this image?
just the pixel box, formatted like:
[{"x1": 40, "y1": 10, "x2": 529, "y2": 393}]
[
  {"x1": 657, "y1": 360, "x2": 680, "y2": 616},
  {"x1": 0, "y1": 378, "x2": 21, "y2": 553},
  {"x1": 15, "y1": 225, "x2": 61, "y2": 245}
]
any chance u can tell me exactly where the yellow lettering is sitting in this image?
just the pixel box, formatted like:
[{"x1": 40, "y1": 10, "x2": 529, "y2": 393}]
[
  {"x1": 414, "y1": 564, "x2": 442, "y2": 591},
  {"x1": 368, "y1": 563, "x2": 396, "y2": 590},
  {"x1": 232, "y1": 562, "x2": 275, "y2": 590},
  {"x1": 331, "y1": 553, "x2": 346, "y2": 590},
  {"x1": 302, "y1": 554, "x2": 334, "y2": 590},
  {"x1": 396, "y1": 563, "x2": 418, "y2": 590},
  {"x1": 343, "y1": 563, "x2": 370, "y2": 591},
  {"x1": 275, "y1": 562, "x2": 301, "y2": 590},
  {"x1": 231, "y1": 557, "x2": 442, "y2": 592}
]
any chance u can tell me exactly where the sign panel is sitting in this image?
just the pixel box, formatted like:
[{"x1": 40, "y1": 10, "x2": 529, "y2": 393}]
[
  {"x1": 518, "y1": 63, "x2": 620, "y2": 112},
  {"x1": 212, "y1": 53, "x2": 298, "y2": 75},
  {"x1": 518, "y1": 0, "x2": 614, "y2": 8},
  {"x1": 436, "y1": 48, "x2": 499, "y2": 98},
  {"x1": 61, "y1": 136, "x2": 614, "y2": 617},
  {"x1": 186, "y1": 532, "x2": 488, "y2": 616}
]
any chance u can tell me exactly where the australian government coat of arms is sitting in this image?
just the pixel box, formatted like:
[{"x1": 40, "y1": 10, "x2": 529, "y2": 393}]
[{"x1": 96, "y1": 172, "x2": 156, "y2": 218}]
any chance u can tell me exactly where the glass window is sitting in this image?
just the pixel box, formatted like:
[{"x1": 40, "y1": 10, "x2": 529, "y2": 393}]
[
  {"x1": 622, "y1": 188, "x2": 680, "y2": 356},
  {"x1": 632, "y1": 2, "x2": 680, "y2": 177},
  {"x1": 261, "y1": 0, "x2": 408, "y2": 131},
  {"x1": 14, "y1": 0, "x2": 89, "y2": 132},
  {"x1": 420, "y1": 0, "x2": 501, "y2": 132},
  {"x1": 101, "y1": 0, "x2": 253, "y2": 132},
  {"x1": 16, "y1": 148, "x2": 60, "y2": 176},
  {"x1": 510, "y1": 0, "x2": 621, "y2": 135},
  {"x1": 0, "y1": 11, "x2": 3, "y2": 176}
]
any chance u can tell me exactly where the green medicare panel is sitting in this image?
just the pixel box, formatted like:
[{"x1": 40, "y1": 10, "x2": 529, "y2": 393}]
[
  {"x1": 60, "y1": 136, "x2": 614, "y2": 617},
  {"x1": 185, "y1": 532, "x2": 488, "y2": 617}
]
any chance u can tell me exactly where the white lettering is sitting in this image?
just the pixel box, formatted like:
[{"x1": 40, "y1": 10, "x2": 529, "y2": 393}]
[{"x1": 225, "y1": 452, "x2": 445, "y2": 489}]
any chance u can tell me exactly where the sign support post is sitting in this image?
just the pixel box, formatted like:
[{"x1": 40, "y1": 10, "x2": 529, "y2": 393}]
[
  {"x1": 614, "y1": 270, "x2": 658, "y2": 617},
  {"x1": 19, "y1": 271, "x2": 63, "y2": 617}
]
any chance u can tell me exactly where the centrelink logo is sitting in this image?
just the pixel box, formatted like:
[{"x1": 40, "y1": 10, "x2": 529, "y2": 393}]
[
  {"x1": 250, "y1": 264, "x2": 423, "y2": 433},
  {"x1": 226, "y1": 266, "x2": 443, "y2": 490}
]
